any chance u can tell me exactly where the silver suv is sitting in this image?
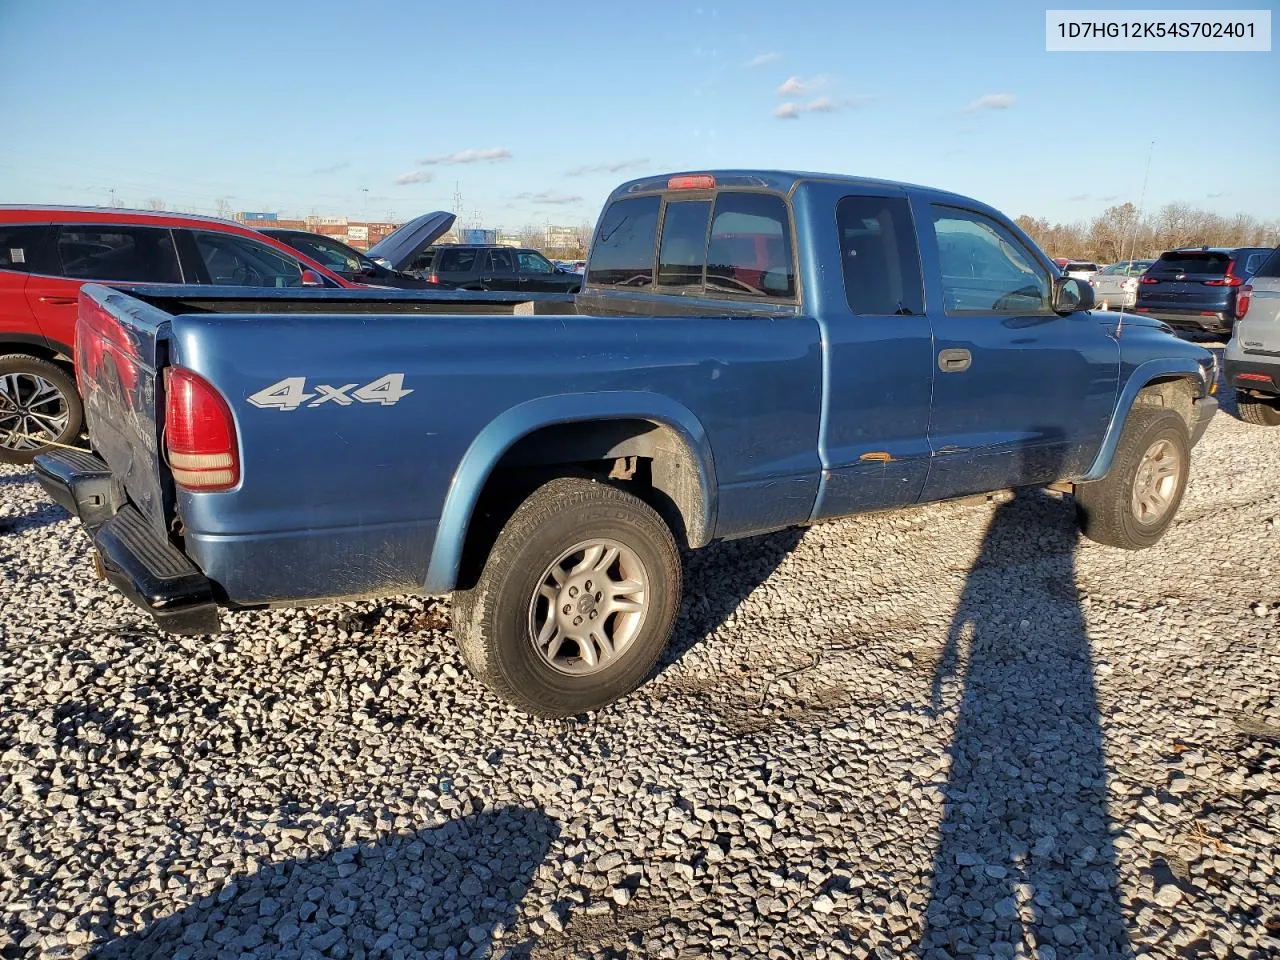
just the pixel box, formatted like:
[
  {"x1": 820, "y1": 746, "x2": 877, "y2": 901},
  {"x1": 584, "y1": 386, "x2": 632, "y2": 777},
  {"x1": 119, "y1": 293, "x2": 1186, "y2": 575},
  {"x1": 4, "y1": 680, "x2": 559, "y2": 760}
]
[{"x1": 1224, "y1": 248, "x2": 1280, "y2": 426}]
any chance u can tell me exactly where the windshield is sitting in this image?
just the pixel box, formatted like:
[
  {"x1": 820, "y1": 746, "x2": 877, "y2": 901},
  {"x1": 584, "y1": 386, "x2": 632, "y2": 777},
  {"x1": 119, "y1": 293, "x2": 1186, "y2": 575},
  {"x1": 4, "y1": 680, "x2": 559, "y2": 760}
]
[{"x1": 1098, "y1": 260, "x2": 1153, "y2": 276}]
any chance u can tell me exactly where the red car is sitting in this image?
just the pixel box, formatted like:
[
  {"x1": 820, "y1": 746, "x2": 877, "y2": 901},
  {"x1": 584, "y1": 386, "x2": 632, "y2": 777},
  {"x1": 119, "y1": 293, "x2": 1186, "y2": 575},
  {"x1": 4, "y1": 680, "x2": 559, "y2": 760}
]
[{"x1": 0, "y1": 206, "x2": 353, "y2": 463}]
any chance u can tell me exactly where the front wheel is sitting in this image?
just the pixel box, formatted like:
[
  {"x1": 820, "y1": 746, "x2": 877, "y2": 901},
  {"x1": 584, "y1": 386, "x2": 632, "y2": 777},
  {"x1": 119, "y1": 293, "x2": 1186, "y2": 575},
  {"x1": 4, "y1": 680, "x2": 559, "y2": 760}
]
[
  {"x1": 0, "y1": 354, "x2": 84, "y2": 465},
  {"x1": 452, "y1": 477, "x2": 682, "y2": 718},
  {"x1": 1074, "y1": 406, "x2": 1190, "y2": 549},
  {"x1": 1237, "y1": 392, "x2": 1280, "y2": 427}
]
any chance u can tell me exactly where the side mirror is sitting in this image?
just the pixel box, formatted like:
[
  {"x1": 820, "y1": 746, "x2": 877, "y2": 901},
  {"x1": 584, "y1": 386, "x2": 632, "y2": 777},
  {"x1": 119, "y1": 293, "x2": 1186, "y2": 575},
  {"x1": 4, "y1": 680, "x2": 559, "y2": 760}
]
[
  {"x1": 1053, "y1": 275, "x2": 1094, "y2": 314},
  {"x1": 300, "y1": 268, "x2": 325, "y2": 287}
]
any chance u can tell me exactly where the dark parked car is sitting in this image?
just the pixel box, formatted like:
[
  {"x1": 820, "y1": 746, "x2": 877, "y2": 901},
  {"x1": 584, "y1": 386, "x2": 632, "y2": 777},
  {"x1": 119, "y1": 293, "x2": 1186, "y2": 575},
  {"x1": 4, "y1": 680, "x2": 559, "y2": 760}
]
[
  {"x1": 1136, "y1": 246, "x2": 1274, "y2": 334},
  {"x1": 425, "y1": 245, "x2": 584, "y2": 293},
  {"x1": 258, "y1": 228, "x2": 450, "y2": 289}
]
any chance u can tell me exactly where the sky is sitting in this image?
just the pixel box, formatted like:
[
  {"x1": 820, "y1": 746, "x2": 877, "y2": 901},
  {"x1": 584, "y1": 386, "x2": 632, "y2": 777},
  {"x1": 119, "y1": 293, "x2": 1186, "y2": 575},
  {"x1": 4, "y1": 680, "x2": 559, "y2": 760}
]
[{"x1": 1, "y1": 0, "x2": 1276, "y2": 231}]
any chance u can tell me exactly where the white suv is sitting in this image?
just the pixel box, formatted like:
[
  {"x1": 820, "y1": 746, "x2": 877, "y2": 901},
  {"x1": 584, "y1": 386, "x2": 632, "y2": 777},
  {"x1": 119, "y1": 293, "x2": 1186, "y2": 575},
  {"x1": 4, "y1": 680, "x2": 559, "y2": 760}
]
[{"x1": 1224, "y1": 248, "x2": 1280, "y2": 426}]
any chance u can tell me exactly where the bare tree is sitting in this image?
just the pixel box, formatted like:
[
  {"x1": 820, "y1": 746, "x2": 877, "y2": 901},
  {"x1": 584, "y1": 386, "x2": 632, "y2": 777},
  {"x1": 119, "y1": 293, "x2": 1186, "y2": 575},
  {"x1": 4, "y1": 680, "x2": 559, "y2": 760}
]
[
  {"x1": 214, "y1": 197, "x2": 234, "y2": 219},
  {"x1": 145, "y1": 197, "x2": 166, "y2": 211}
]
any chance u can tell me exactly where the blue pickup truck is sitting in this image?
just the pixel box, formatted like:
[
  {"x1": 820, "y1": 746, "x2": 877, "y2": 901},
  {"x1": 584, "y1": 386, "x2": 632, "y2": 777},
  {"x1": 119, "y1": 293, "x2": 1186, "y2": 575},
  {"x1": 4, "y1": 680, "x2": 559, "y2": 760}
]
[{"x1": 35, "y1": 170, "x2": 1218, "y2": 717}]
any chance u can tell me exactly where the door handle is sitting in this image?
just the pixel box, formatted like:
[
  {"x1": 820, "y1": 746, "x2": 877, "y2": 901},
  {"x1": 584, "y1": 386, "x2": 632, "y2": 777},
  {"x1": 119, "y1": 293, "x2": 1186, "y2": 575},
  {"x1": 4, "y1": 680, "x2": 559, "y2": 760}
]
[
  {"x1": 39, "y1": 296, "x2": 77, "y2": 306},
  {"x1": 938, "y1": 348, "x2": 972, "y2": 373}
]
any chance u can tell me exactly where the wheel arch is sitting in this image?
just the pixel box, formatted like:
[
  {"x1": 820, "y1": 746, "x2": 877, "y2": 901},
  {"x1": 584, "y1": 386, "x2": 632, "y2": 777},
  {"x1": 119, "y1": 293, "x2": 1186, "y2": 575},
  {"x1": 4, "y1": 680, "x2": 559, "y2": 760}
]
[
  {"x1": 424, "y1": 392, "x2": 718, "y2": 593},
  {"x1": 1082, "y1": 358, "x2": 1205, "y2": 481}
]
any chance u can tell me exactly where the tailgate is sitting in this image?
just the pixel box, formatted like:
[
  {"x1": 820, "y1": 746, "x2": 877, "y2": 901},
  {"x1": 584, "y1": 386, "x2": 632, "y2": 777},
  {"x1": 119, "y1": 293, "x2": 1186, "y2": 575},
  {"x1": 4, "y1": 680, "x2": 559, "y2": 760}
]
[{"x1": 76, "y1": 284, "x2": 172, "y2": 535}]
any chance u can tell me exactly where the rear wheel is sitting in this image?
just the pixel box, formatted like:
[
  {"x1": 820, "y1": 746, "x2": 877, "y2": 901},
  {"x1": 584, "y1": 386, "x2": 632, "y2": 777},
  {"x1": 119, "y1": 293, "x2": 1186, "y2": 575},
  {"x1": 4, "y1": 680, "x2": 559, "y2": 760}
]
[
  {"x1": 0, "y1": 355, "x2": 83, "y2": 465},
  {"x1": 1237, "y1": 391, "x2": 1280, "y2": 427},
  {"x1": 452, "y1": 477, "x2": 681, "y2": 717},
  {"x1": 1075, "y1": 406, "x2": 1190, "y2": 549}
]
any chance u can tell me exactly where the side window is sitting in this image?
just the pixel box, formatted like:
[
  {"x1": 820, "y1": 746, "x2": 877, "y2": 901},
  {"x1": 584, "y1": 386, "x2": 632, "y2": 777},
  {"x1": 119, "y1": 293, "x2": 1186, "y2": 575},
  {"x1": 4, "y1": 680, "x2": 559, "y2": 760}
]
[
  {"x1": 517, "y1": 251, "x2": 554, "y2": 274},
  {"x1": 436, "y1": 248, "x2": 479, "y2": 273},
  {"x1": 931, "y1": 207, "x2": 1051, "y2": 314},
  {"x1": 486, "y1": 249, "x2": 515, "y2": 273},
  {"x1": 1244, "y1": 251, "x2": 1268, "y2": 274},
  {"x1": 657, "y1": 200, "x2": 711, "y2": 290},
  {"x1": 56, "y1": 226, "x2": 183, "y2": 283},
  {"x1": 1254, "y1": 249, "x2": 1280, "y2": 279},
  {"x1": 707, "y1": 192, "x2": 796, "y2": 300},
  {"x1": 298, "y1": 236, "x2": 362, "y2": 274},
  {"x1": 586, "y1": 195, "x2": 660, "y2": 288},
  {"x1": 836, "y1": 196, "x2": 923, "y2": 316},
  {"x1": 0, "y1": 225, "x2": 49, "y2": 273},
  {"x1": 190, "y1": 231, "x2": 303, "y2": 287}
]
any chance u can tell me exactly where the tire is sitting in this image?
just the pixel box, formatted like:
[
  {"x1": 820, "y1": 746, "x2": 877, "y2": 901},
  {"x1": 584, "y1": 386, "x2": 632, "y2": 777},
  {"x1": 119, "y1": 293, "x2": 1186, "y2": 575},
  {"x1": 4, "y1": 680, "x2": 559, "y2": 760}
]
[
  {"x1": 1074, "y1": 406, "x2": 1190, "y2": 550},
  {"x1": 1237, "y1": 392, "x2": 1280, "y2": 427},
  {"x1": 0, "y1": 354, "x2": 83, "y2": 465},
  {"x1": 452, "y1": 476, "x2": 682, "y2": 718}
]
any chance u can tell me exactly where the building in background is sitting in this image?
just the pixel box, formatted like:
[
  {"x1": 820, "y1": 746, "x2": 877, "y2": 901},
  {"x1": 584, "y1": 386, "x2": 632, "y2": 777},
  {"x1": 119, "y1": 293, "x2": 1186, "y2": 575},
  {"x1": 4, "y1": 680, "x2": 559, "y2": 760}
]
[{"x1": 544, "y1": 225, "x2": 577, "y2": 249}]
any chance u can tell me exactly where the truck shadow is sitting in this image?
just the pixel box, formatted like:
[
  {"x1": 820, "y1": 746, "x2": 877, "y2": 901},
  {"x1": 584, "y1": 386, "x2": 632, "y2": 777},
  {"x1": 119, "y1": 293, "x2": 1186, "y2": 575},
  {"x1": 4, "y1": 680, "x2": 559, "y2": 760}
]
[
  {"x1": 0, "y1": 502, "x2": 69, "y2": 536},
  {"x1": 83, "y1": 807, "x2": 558, "y2": 959},
  {"x1": 657, "y1": 526, "x2": 807, "y2": 672},
  {"x1": 921, "y1": 489, "x2": 1132, "y2": 958}
]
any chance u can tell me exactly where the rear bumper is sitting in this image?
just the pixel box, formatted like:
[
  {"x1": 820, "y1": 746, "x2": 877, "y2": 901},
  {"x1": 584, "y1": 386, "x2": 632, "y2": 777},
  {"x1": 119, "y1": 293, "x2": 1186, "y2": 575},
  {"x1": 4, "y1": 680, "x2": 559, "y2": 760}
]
[
  {"x1": 1190, "y1": 394, "x2": 1218, "y2": 446},
  {"x1": 1135, "y1": 307, "x2": 1232, "y2": 333},
  {"x1": 34, "y1": 449, "x2": 221, "y2": 635},
  {"x1": 1223, "y1": 357, "x2": 1280, "y2": 398}
]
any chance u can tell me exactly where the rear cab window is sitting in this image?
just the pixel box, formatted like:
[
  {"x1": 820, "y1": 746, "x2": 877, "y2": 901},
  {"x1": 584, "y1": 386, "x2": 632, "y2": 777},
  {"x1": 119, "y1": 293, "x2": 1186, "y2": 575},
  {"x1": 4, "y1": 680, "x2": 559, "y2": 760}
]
[{"x1": 588, "y1": 189, "x2": 796, "y2": 301}]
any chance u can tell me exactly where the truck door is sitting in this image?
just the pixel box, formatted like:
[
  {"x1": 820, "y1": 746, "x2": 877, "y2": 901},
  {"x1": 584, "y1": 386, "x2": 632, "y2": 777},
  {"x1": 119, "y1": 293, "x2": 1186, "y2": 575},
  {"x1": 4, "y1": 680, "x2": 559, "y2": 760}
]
[
  {"x1": 917, "y1": 201, "x2": 1118, "y2": 500},
  {"x1": 810, "y1": 191, "x2": 937, "y2": 518}
]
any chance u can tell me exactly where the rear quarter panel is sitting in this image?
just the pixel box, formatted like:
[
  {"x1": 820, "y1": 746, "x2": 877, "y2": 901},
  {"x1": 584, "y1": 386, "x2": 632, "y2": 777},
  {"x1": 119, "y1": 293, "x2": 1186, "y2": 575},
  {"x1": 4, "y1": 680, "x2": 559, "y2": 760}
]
[{"x1": 168, "y1": 310, "x2": 823, "y2": 603}]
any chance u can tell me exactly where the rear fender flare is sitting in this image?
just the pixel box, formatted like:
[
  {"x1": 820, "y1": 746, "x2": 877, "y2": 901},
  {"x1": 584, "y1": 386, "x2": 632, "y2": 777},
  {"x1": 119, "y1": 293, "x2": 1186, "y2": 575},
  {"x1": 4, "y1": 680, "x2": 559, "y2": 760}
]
[
  {"x1": 1082, "y1": 358, "x2": 1206, "y2": 481},
  {"x1": 424, "y1": 392, "x2": 717, "y2": 593}
]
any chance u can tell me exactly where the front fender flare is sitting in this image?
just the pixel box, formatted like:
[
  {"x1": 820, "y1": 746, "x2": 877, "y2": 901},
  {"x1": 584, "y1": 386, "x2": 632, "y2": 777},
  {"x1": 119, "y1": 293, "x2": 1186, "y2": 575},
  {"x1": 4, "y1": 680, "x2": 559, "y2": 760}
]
[
  {"x1": 424, "y1": 391, "x2": 718, "y2": 593},
  {"x1": 1082, "y1": 357, "x2": 1206, "y2": 481}
]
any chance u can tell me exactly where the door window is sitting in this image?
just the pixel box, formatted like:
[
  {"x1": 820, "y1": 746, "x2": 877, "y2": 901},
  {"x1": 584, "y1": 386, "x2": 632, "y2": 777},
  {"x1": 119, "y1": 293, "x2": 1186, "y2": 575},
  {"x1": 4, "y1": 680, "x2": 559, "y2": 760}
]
[
  {"x1": 0, "y1": 225, "x2": 48, "y2": 273},
  {"x1": 434, "y1": 248, "x2": 479, "y2": 273},
  {"x1": 586, "y1": 195, "x2": 660, "y2": 287},
  {"x1": 56, "y1": 226, "x2": 183, "y2": 283},
  {"x1": 657, "y1": 201, "x2": 711, "y2": 290},
  {"x1": 517, "y1": 251, "x2": 554, "y2": 274},
  {"x1": 190, "y1": 231, "x2": 304, "y2": 287},
  {"x1": 706, "y1": 192, "x2": 795, "y2": 300},
  {"x1": 836, "y1": 196, "x2": 923, "y2": 315},
  {"x1": 931, "y1": 208, "x2": 1051, "y2": 314},
  {"x1": 486, "y1": 249, "x2": 516, "y2": 273}
]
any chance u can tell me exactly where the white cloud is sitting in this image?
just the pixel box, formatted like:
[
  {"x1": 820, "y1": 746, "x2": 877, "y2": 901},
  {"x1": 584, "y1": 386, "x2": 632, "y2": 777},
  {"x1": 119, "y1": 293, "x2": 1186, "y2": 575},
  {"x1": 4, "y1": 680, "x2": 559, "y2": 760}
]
[
  {"x1": 393, "y1": 171, "x2": 434, "y2": 185},
  {"x1": 773, "y1": 95, "x2": 873, "y2": 119},
  {"x1": 418, "y1": 148, "x2": 513, "y2": 165},
  {"x1": 566, "y1": 158, "x2": 650, "y2": 176},
  {"x1": 513, "y1": 191, "x2": 583, "y2": 205},
  {"x1": 745, "y1": 51, "x2": 780, "y2": 67},
  {"x1": 1067, "y1": 193, "x2": 1090, "y2": 202},
  {"x1": 963, "y1": 93, "x2": 1016, "y2": 113},
  {"x1": 310, "y1": 161, "x2": 350, "y2": 175},
  {"x1": 777, "y1": 74, "x2": 829, "y2": 96}
]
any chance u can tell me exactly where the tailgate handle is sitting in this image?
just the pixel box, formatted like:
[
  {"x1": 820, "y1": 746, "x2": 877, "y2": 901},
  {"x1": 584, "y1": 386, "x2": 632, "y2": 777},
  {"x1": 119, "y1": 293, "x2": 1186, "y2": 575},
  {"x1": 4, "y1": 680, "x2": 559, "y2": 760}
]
[
  {"x1": 38, "y1": 296, "x2": 77, "y2": 306},
  {"x1": 938, "y1": 348, "x2": 972, "y2": 373}
]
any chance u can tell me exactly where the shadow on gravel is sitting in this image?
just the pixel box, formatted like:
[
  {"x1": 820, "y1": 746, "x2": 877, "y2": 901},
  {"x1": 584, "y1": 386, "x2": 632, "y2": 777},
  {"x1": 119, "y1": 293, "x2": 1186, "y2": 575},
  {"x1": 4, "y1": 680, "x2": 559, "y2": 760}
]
[
  {"x1": 921, "y1": 489, "x2": 1132, "y2": 959},
  {"x1": 85, "y1": 807, "x2": 558, "y2": 960},
  {"x1": 0, "y1": 472, "x2": 36, "y2": 487},
  {"x1": 0, "y1": 503, "x2": 69, "y2": 536},
  {"x1": 656, "y1": 527, "x2": 806, "y2": 674}
]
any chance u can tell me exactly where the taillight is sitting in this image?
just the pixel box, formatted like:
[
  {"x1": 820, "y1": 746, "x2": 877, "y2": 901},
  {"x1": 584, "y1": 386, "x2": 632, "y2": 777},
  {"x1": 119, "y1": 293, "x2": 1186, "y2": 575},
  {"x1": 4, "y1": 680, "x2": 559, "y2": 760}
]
[
  {"x1": 1204, "y1": 260, "x2": 1243, "y2": 286},
  {"x1": 1236, "y1": 283, "x2": 1252, "y2": 319},
  {"x1": 164, "y1": 367, "x2": 239, "y2": 491},
  {"x1": 1140, "y1": 276, "x2": 1159, "y2": 284},
  {"x1": 427, "y1": 273, "x2": 439, "y2": 284}
]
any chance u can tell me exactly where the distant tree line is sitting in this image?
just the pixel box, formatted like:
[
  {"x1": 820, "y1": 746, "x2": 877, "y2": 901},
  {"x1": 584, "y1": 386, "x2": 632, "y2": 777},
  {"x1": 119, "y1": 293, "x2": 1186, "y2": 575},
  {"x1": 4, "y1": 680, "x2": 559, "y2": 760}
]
[{"x1": 1015, "y1": 202, "x2": 1280, "y2": 264}]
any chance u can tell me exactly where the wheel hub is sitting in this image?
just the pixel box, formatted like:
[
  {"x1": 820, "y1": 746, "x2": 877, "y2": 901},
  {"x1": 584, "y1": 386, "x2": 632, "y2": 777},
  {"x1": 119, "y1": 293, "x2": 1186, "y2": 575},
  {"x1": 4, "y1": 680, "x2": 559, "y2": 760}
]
[
  {"x1": 1131, "y1": 437, "x2": 1180, "y2": 526},
  {"x1": 528, "y1": 539, "x2": 649, "y2": 676},
  {"x1": 0, "y1": 372, "x2": 70, "y2": 451}
]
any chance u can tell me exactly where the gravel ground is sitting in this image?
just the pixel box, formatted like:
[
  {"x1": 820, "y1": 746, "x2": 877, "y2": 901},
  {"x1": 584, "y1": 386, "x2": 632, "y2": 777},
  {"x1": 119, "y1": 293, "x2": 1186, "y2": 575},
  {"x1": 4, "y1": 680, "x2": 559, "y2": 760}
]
[{"x1": 1, "y1": 386, "x2": 1277, "y2": 960}]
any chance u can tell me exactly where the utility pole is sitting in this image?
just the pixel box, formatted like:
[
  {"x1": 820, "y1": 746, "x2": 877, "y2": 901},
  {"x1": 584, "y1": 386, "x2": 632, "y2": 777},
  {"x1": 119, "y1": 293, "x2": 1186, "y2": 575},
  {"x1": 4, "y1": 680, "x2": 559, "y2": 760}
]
[{"x1": 362, "y1": 187, "x2": 368, "y2": 220}]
